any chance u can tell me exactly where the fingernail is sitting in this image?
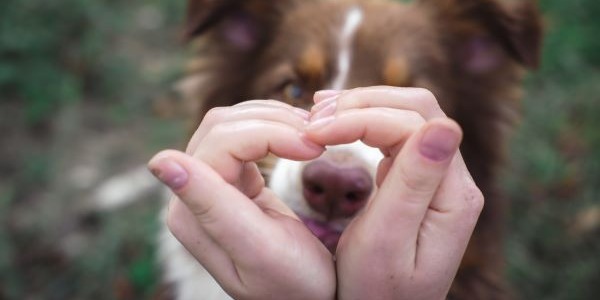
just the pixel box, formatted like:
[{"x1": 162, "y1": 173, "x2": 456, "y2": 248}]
[
  {"x1": 310, "y1": 101, "x2": 337, "y2": 121},
  {"x1": 149, "y1": 158, "x2": 189, "y2": 190},
  {"x1": 311, "y1": 95, "x2": 338, "y2": 113},
  {"x1": 306, "y1": 116, "x2": 335, "y2": 131},
  {"x1": 314, "y1": 90, "x2": 342, "y2": 103},
  {"x1": 419, "y1": 125, "x2": 460, "y2": 162}
]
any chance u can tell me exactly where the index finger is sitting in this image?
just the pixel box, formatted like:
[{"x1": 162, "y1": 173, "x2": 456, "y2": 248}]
[
  {"x1": 186, "y1": 101, "x2": 310, "y2": 154},
  {"x1": 305, "y1": 107, "x2": 426, "y2": 159},
  {"x1": 312, "y1": 86, "x2": 447, "y2": 120},
  {"x1": 195, "y1": 119, "x2": 324, "y2": 190}
]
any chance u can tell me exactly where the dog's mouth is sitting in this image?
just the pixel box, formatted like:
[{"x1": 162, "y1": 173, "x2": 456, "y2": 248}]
[{"x1": 299, "y1": 215, "x2": 345, "y2": 253}]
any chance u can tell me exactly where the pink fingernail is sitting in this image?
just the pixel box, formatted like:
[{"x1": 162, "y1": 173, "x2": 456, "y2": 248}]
[
  {"x1": 314, "y1": 90, "x2": 342, "y2": 103},
  {"x1": 419, "y1": 125, "x2": 460, "y2": 162},
  {"x1": 150, "y1": 158, "x2": 189, "y2": 190}
]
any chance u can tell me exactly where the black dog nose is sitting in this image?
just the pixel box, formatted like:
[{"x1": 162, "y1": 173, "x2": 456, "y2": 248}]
[{"x1": 302, "y1": 159, "x2": 373, "y2": 219}]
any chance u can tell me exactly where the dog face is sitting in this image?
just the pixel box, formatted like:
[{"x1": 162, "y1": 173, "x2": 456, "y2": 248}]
[
  {"x1": 246, "y1": 3, "x2": 454, "y2": 251},
  {"x1": 229, "y1": 2, "x2": 446, "y2": 106},
  {"x1": 185, "y1": 0, "x2": 540, "y2": 110},
  {"x1": 182, "y1": 0, "x2": 541, "y2": 296}
]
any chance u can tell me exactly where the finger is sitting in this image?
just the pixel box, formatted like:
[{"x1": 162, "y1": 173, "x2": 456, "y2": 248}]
[
  {"x1": 414, "y1": 155, "x2": 484, "y2": 274},
  {"x1": 148, "y1": 150, "x2": 278, "y2": 260},
  {"x1": 251, "y1": 187, "x2": 300, "y2": 220},
  {"x1": 196, "y1": 119, "x2": 324, "y2": 196},
  {"x1": 186, "y1": 102, "x2": 310, "y2": 154},
  {"x1": 235, "y1": 161, "x2": 303, "y2": 220},
  {"x1": 363, "y1": 119, "x2": 463, "y2": 265},
  {"x1": 149, "y1": 150, "x2": 298, "y2": 287},
  {"x1": 153, "y1": 153, "x2": 333, "y2": 298},
  {"x1": 166, "y1": 197, "x2": 240, "y2": 284},
  {"x1": 314, "y1": 90, "x2": 344, "y2": 104},
  {"x1": 311, "y1": 86, "x2": 447, "y2": 120},
  {"x1": 234, "y1": 99, "x2": 307, "y2": 111},
  {"x1": 305, "y1": 107, "x2": 426, "y2": 158}
]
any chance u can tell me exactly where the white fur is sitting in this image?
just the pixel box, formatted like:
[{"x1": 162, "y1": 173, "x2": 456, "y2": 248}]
[
  {"x1": 91, "y1": 166, "x2": 157, "y2": 211},
  {"x1": 331, "y1": 7, "x2": 364, "y2": 90}
]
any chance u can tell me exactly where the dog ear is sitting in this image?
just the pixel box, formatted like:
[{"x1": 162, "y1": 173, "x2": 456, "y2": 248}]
[
  {"x1": 184, "y1": 0, "x2": 303, "y2": 51},
  {"x1": 185, "y1": 0, "x2": 234, "y2": 39},
  {"x1": 419, "y1": 0, "x2": 543, "y2": 72}
]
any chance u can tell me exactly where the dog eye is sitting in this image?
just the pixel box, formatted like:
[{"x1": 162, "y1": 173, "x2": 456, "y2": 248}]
[{"x1": 283, "y1": 82, "x2": 305, "y2": 105}]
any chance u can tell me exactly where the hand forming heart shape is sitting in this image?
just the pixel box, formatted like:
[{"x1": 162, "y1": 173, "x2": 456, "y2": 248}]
[{"x1": 149, "y1": 86, "x2": 483, "y2": 300}]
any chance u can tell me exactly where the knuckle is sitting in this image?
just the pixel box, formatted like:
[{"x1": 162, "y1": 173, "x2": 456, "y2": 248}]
[
  {"x1": 463, "y1": 184, "x2": 485, "y2": 215},
  {"x1": 404, "y1": 109, "x2": 427, "y2": 125},
  {"x1": 202, "y1": 106, "x2": 229, "y2": 125},
  {"x1": 413, "y1": 88, "x2": 444, "y2": 116},
  {"x1": 196, "y1": 108, "x2": 229, "y2": 138},
  {"x1": 381, "y1": 108, "x2": 424, "y2": 126},
  {"x1": 207, "y1": 121, "x2": 238, "y2": 138},
  {"x1": 413, "y1": 87, "x2": 437, "y2": 103}
]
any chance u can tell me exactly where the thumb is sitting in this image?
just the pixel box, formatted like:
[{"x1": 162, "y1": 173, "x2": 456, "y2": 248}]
[
  {"x1": 365, "y1": 119, "x2": 463, "y2": 253},
  {"x1": 148, "y1": 150, "x2": 274, "y2": 248}
]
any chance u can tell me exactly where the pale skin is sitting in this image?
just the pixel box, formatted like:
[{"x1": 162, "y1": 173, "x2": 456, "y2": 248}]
[{"x1": 148, "y1": 86, "x2": 484, "y2": 300}]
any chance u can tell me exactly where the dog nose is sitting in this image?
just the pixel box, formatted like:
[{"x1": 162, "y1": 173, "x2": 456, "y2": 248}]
[{"x1": 301, "y1": 159, "x2": 373, "y2": 219}]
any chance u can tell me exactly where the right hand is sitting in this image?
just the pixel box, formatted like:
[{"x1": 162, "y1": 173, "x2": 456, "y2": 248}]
[{"x1": 306, "y1": 87, "x2": 484, "y2": 300}]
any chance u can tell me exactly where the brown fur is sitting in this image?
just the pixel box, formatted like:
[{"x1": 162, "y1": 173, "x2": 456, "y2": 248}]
[{"x1": 181, "y1": 0, "x2": 543, "y2": 299}]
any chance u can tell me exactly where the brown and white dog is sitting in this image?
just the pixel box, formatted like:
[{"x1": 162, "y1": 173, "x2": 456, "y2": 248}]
[{"x1": 160, "y1": 0, "x2": 542, "y2": 299}]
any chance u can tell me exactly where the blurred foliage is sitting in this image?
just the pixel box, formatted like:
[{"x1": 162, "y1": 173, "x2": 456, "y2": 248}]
[
  {"x1": 0, "y1": 0, "x2": 186, "y2": 299},
  {"x1": 0, "y1": 0, "x2": 184, "y2": 125},
  {"x1": 538, "y1": 0, "x2": 600, "y2": 78},
  {"x1": 507, "y1": 78, "x2": 600, "y2": 300},
  {"x1": 505, "y1": 0, "x2": 600, "y2": 299}
]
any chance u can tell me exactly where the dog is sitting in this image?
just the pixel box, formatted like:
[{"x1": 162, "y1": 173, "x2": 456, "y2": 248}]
[{"x1": 159, "y1": 0, "x2": 542, "y2": 299}]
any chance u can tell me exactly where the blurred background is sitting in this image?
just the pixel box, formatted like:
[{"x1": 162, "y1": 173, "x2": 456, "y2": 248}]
[{"x1": 0, "y1": 0, "x2": 598, "y2": 299}]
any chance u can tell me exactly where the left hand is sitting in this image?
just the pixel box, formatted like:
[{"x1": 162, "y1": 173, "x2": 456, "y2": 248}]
[{"x1": 149, "y1": 101, "x2": 336, "y2": 300}]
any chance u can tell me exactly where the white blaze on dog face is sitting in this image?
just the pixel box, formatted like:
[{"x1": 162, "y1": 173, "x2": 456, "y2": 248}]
[
  {"x1": 250, "y1": 2, "x2": 444, "y2": 108},
  {"x1": 331, "y1": 6, "x2": 364, "y2": 90}
]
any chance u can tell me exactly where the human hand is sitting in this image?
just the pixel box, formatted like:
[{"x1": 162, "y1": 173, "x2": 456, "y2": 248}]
[
  {"x1": 306, "y1": 87, "x2": 484, "y2": 300},
  {"x1": 148, "y1": 101, "x2": 336, "y2": 300}
]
